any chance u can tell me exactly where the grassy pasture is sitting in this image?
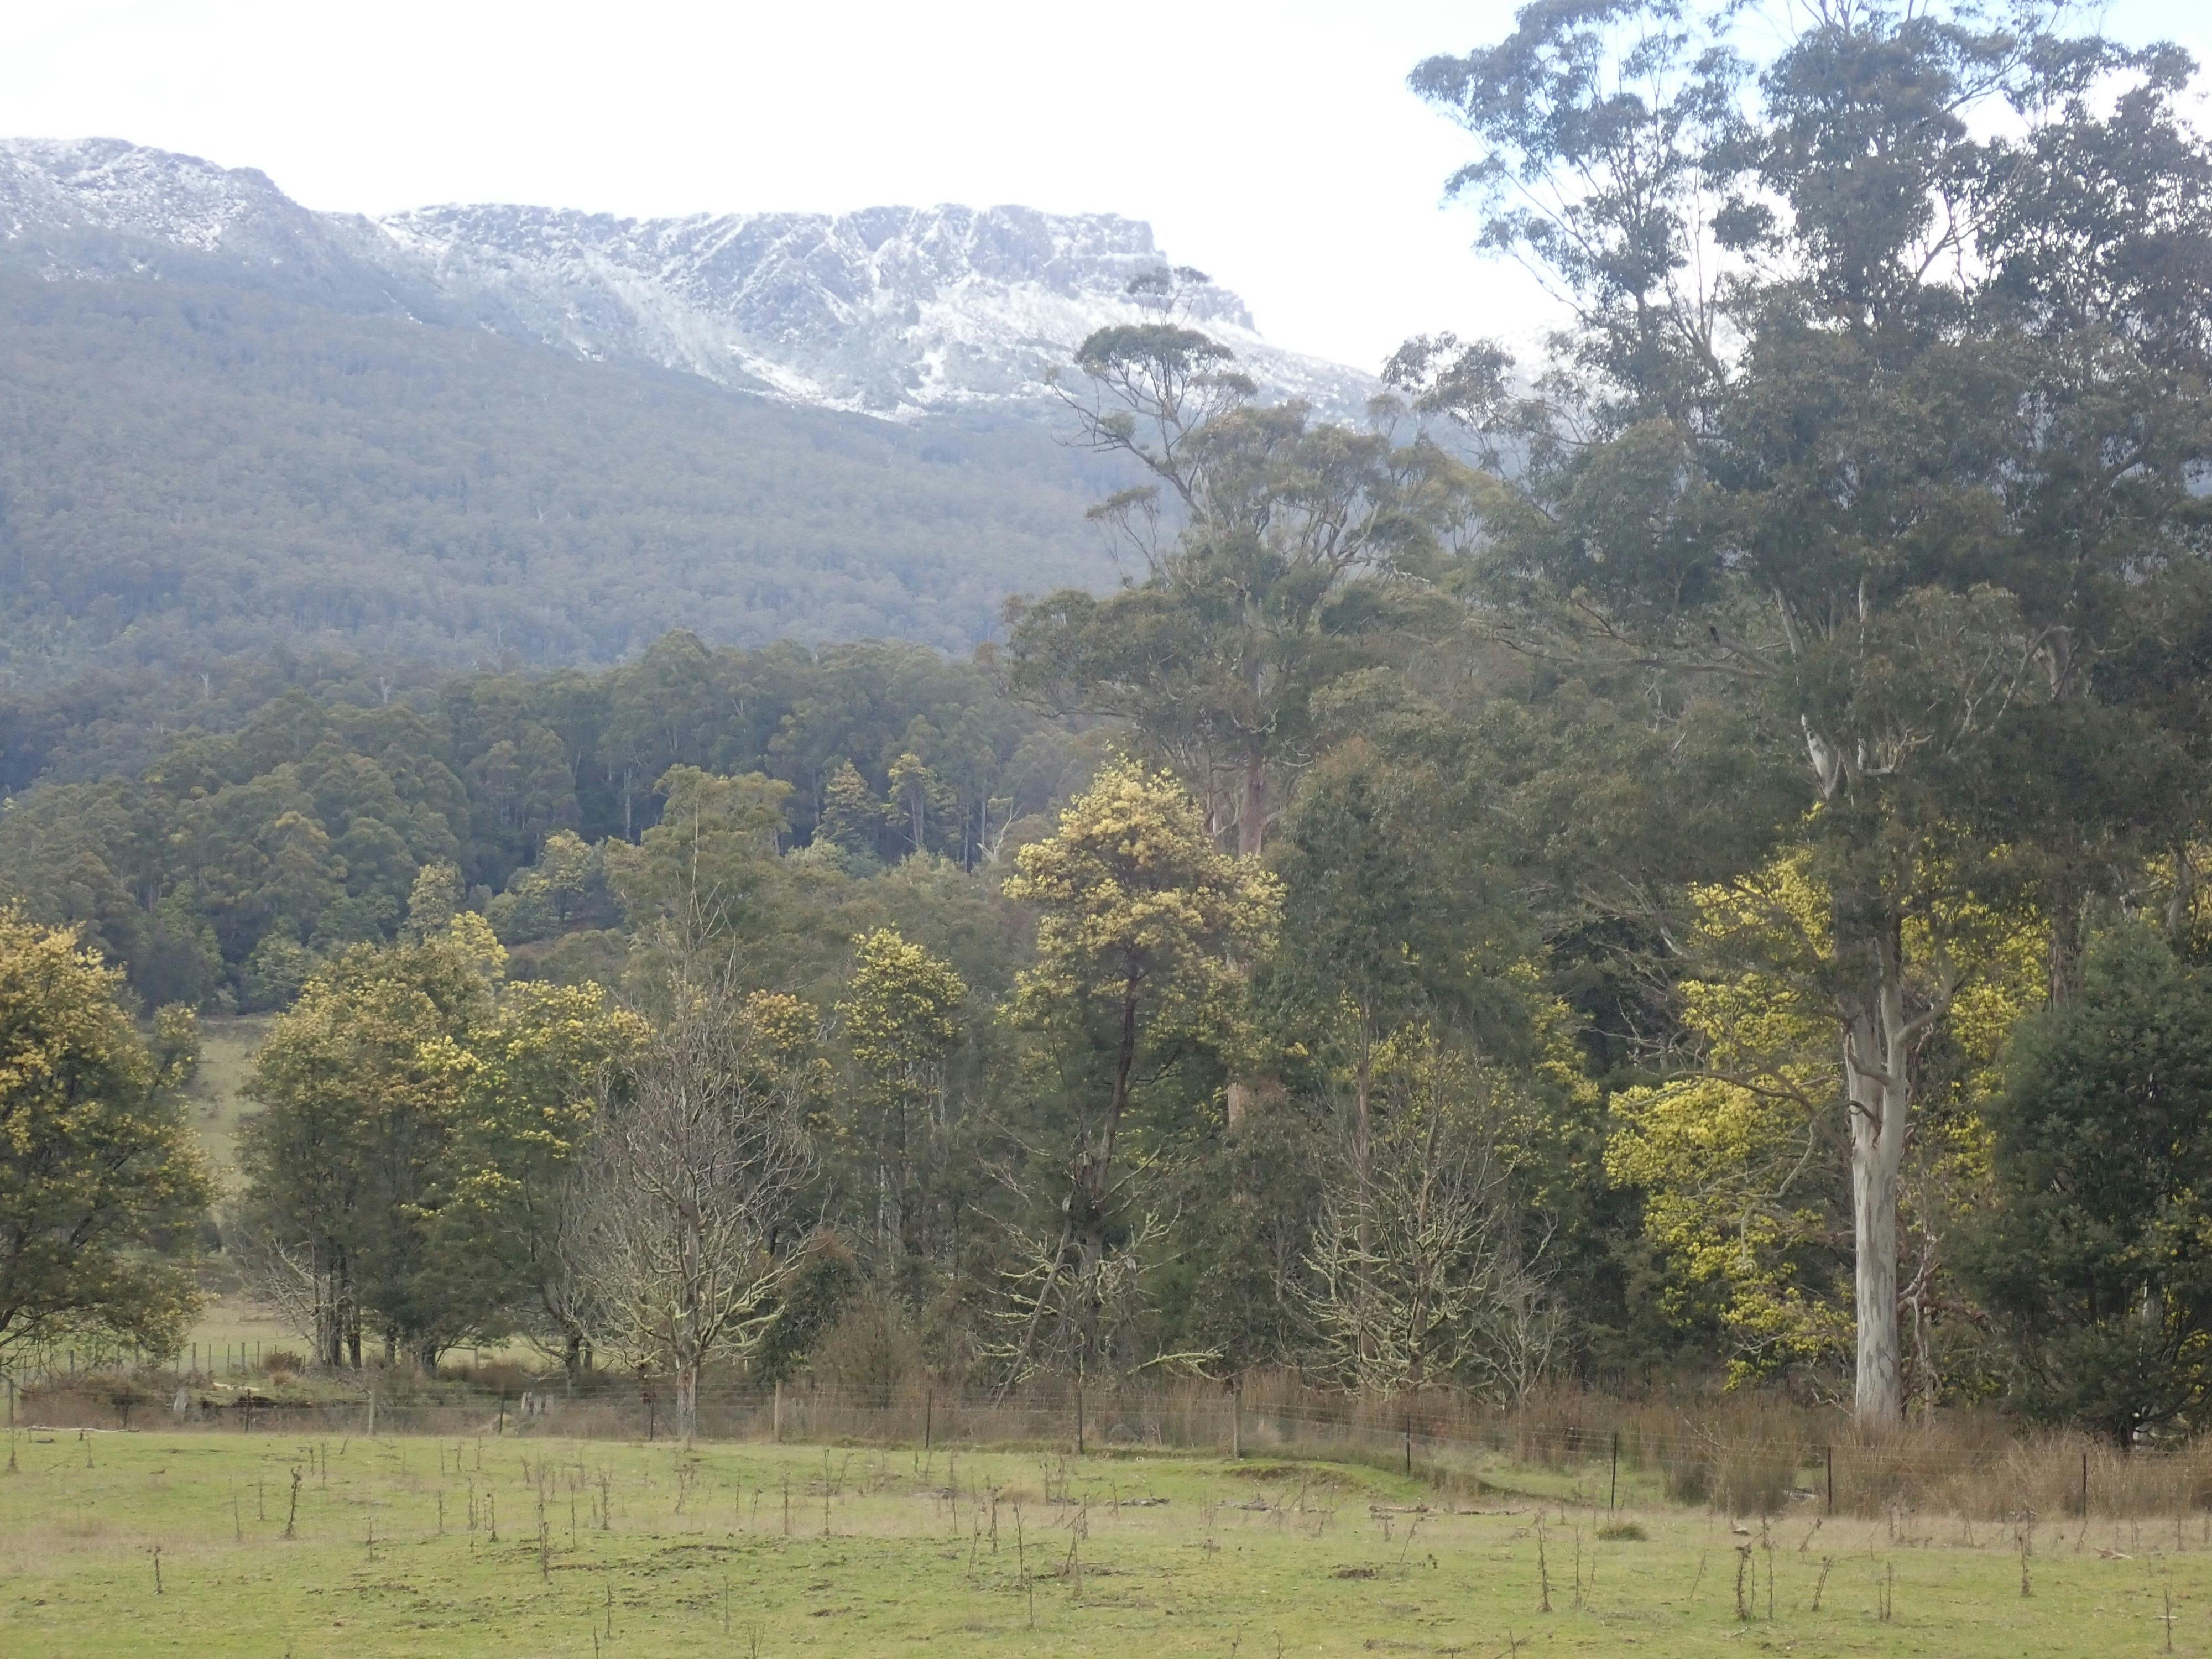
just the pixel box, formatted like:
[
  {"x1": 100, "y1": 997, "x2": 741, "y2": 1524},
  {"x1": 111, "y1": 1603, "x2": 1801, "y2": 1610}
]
[{"x1": 1, "y1": 1433, "x2": 2205, "y2": 1658}]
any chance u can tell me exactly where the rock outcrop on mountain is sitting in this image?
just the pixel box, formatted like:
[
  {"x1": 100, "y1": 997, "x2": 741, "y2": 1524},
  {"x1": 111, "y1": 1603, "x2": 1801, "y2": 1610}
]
[{"x1": 1, "y1": 137, "x2": 1373, "y2": 419}]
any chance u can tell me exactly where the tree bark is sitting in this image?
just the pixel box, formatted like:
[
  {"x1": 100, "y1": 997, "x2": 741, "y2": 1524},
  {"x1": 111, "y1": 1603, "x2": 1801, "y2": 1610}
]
[
  {"x1": 676, "y1": 1364, "x2": 699, "y2": 1443},
  {"x1": 1224, "y1": 751, "x2": 1270, "y2": 1133},
  {"x1": 1353, "y1": 1050, "x2": 1374, "y2": 1369},
  {"x1": 1841, "y1": 937, "x2": 1912, "y2": 1427},
  {"x1": 1076, "y1": 975, "x2": 1142, "y2": 1370},
  {"x1": 1237, "y1": 753, "x2": 1267, "y2": 858}
]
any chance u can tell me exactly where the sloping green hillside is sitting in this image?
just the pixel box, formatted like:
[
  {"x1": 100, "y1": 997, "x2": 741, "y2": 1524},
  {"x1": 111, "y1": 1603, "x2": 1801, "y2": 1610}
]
[{"x1": 0, "y1": 274, "x2": 1119, "y2": 679}]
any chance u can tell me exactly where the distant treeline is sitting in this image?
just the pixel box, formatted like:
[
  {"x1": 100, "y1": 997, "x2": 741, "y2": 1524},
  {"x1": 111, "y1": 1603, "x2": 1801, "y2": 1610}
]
[{"x1": 0, "y1": 632, "x2": 1089, "y2": 1011}]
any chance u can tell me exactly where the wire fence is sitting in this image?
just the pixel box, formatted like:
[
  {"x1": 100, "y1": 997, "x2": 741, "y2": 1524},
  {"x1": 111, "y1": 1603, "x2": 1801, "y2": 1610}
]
[{"x1": 7, "y1": 1359, "x2": 2212, "y2": 1524}]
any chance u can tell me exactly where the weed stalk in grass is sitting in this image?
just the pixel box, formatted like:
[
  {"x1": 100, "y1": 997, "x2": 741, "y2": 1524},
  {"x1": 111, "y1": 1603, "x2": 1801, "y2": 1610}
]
[
  {"x1": 1536, "y1": 1515, "x2": 1552, "y2": 1613},
  {"x1": 1733, "y1": 1545, "x2": 1750, "y2": 1620},
  {"x1": 1812, "y1": 1554, "x2": 1833, "y2": 1611},
  {"x1": 283, "y1": 1465, "x2": 300, "y2": 1538},
  {"x1": 149, "y1": 1544, "x2": 161, "y2": 1595}
]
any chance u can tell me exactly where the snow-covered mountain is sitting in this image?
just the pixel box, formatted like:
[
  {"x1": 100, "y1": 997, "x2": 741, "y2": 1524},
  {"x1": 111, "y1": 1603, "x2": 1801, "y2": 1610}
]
[{"x1": 0, "y1": 137, "x2": 1375, "y2": 420}]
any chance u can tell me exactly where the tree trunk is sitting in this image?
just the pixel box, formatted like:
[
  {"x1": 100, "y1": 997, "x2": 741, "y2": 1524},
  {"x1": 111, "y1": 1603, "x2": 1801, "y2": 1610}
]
[
  {"x1": 1076, "y1": 977, "x2": 1142, "y2": 1369},
  {"x1": 1353, "y1": 1051, "x2": 1374, "y2": 1369},
  {"x1": 1224, "y1": 752, "x2": 1270, "y2": 1132},
  {"x1": 1841, "y1": 943, "x2": 1911, "y2": 1427},
  {"x1": 676, "y1": 1364, "x2": 699, "y2": 1442},
  {"x1": 1238, "y1": 752, "x2": 1267, "y2": 858},
  {"x1": 2047, "y1": 878, "x2": 2081, "y2": 1008}
]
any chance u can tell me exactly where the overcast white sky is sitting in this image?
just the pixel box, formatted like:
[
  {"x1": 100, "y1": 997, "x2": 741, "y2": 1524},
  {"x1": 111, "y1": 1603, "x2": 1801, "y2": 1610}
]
[{"x1": 11, "y1": 1, "x2": 2209, "y2": 372}]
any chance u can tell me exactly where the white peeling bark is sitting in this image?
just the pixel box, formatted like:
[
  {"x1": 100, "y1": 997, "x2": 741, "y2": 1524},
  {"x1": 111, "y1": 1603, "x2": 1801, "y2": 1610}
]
[{"x1": 1841, "y1": 942, "x2": 1912, "y2": 1426}]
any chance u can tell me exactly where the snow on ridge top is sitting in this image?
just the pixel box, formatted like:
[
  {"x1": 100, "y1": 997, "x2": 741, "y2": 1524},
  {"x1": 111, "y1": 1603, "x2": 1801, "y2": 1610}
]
[
  {"x1": 378, "y1": 200, "x2": 1245, "y2": 319},
  {"x1": 0, "y1": 136, "x2": 1373, "y2": 421},
  {"x1": 0, "y1": 136, "x2": 295, "y2": 252}
]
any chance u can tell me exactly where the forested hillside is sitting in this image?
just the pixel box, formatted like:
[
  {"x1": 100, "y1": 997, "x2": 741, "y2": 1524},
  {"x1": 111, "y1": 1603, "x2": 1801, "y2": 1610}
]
[
  {"x1": 0, "y1": 274, "x2": 1121, "y2": 677},
  {"x1": 7, "y1": 0, "x2": 2212, "y2": 1447}
]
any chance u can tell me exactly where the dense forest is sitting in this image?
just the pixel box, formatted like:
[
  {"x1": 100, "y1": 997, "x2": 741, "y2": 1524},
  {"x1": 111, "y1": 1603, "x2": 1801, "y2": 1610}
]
[
  {"x1": 0, "y1": 272, "x2": 1121, "y2": 678},
  {"x1": 8, "y1": 0, "x2": 2212, "y2": 1443}
]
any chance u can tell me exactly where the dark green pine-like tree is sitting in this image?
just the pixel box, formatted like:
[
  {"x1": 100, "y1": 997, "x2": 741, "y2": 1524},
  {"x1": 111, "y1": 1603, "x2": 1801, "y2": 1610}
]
[{"x1": 1962, "y1": 926, "x2": 2212, "y2": 1443}]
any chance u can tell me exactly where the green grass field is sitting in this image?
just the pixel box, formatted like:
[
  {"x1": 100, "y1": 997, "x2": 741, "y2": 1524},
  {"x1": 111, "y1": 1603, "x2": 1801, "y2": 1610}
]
[
  {"x1": 1, "y1": 1433, "x2": 2203, "y2": 1658},
  {"x1": 182, "y1": 1016, "x2": 269, "y2": 1199}
]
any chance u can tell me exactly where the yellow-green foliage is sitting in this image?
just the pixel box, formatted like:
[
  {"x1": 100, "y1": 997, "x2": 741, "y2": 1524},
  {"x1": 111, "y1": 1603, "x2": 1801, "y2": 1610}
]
[
  {"x1": 838, "y1": 928, "x2": 967, "y2": 1090},
  {"x1": 1607, "y1": 846, "x2": 2042, "y2": 1385},
  {"x1": 0, "y1": 909, "x2": 213, "y2": 1356},
  {"x1": 1004, "y1": 760, "x2": 1281, "y2": 1046}
]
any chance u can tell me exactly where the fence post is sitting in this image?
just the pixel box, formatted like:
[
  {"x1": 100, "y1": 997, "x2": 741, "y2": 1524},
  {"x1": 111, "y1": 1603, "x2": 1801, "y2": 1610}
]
[
  {"x1": 1075, "y1": 1378, "x2": 1084, "y2": 1457},
  {"x1": 498, "y1": 1392, "x2": 506, "y2": 1437},
  {"x1": 2081, "y1": 1448, "x2": 2089, "y2": 1519},
  {"x1": 1229, "y1": 1380, "x2": 1241, "y2": 1462},
  {"x1": 924, "y1": 1388, "x2": 932, "y2": 1452},
  {"x1": 1825, "y1": 1445, "x2": 1834, "y2": 1515},
  {"x1": 1609, "y1": 1432, "x2": 1619, "y2": 1511},
  {"x1": 773, "y1": 1379, "x2": 782, "y2": 1444}
]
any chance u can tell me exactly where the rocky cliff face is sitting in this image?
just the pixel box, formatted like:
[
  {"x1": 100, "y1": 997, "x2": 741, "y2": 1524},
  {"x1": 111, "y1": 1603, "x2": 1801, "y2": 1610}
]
[{"x1": 2, "y1": 138, "x2": 1373, "y2": 419}]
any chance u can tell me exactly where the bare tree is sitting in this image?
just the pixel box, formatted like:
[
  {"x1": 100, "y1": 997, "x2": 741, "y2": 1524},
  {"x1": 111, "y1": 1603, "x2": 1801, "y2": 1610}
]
[
  {"x1": 1305, "y1": 1041, "x2": 1559, "y2": 1401},
  {"x1": 225, "y1": 1204, "x2": 347, "y2": 1365},
  {"x1": 578, "y1": 976, "x2": 811, "y2": 1439}
]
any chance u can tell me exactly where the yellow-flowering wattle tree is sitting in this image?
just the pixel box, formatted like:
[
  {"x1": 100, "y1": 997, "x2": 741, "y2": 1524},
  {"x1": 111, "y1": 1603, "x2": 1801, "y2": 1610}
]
[{"x1": 999, "y1": 761, "x2": 1280, "y2": 1380}]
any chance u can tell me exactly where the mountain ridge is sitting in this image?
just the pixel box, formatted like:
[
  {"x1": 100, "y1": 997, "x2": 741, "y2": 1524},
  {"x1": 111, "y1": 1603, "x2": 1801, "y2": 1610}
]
[{"x1": 1, "y1": 137, "x2": 1376, "y2": 420}]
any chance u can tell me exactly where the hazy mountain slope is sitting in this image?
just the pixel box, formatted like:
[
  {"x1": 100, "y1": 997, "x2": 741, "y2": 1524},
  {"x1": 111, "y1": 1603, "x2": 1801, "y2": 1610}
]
[
  {"x1": 0, "y1": 273, "x2": 1123, "y2": 680},
  {"x1": 0, "y1": 138, "x2": 1374, "y2": 684}
]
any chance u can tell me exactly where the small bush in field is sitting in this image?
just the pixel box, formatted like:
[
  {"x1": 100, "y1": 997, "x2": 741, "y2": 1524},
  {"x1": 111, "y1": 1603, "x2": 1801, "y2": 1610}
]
[
  {"x1": 1667, "y1": 1458, "x2": 1713, "y2": 1506},
  {"x1": 1597, "y1": 1521, "x2": 1648, "y2": 1541},
  {"x1": 262, "y1": 1350, "x2": 304, "y2": 1376}
]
